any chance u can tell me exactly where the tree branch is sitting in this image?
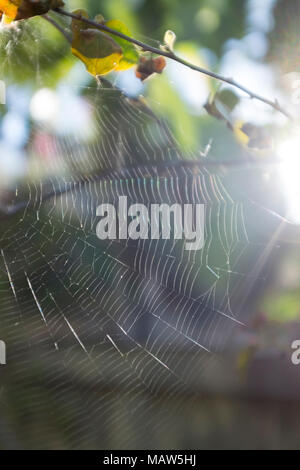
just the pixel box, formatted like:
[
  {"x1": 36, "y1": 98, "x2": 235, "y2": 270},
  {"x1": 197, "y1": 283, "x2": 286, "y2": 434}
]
[
  {"x1": 54, "y1": 7, "x2": 293, "y2": 121},
  {"x1": 42, "y1": 14, "x2": 72, "y2": 44}
]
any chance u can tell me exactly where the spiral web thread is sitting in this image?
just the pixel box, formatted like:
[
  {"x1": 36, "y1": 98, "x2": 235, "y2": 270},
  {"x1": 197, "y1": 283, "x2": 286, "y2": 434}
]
[{"x1": 0, "y1": 80, "x2": 285, "y2": 448}]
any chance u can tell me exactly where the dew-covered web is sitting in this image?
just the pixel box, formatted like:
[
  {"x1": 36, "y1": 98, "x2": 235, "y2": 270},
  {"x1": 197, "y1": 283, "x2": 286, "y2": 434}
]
[{"x1": 0, "y1": 20, "x2": 291, "y2": 450}]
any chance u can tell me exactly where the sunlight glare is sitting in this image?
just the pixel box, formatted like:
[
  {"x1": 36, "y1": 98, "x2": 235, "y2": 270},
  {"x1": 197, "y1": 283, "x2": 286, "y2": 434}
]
[
  {"x1": 30, "y1": 88, "x2": 59, "y2": 123},
  {"x1": 277, "y1": 137, "x2": 300, "y2": 224}
]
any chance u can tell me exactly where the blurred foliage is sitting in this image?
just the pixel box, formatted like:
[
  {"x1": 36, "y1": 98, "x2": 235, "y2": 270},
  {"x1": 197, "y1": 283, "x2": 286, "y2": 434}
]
[
  {"x1": 0, "y1": 0, "x2": 249, "y2": 150},
  {"x1": 100, "y1": 0, "x2": 247, "y2": 56},
  {"x1": 263, "y1": 291, "x2": 300, "y2": 323},
  {"x1": 0, "y1": 16, "x2": 72, "y2": 84},
  {"x1": 268, "y1": 0, "x2": 300, "y2": 72},
  {"x1": 5, "y1": 0, "x2": 295, "y2": 160}
]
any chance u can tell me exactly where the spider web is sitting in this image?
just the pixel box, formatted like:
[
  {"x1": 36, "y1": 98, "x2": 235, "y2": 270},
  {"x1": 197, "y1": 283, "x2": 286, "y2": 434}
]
[{"x1": 0, "y1": 22, "x2": 290, "y2": 450}]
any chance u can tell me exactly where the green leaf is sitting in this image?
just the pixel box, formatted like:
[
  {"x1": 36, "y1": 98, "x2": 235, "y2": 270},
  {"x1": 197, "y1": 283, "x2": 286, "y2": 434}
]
[{"x1": 105, "y1": 19, "x2": 139, "y2": 71}]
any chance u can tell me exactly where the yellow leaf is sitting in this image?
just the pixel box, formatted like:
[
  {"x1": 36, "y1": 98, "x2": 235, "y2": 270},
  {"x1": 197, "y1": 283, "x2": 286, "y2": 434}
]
[
  {"x1": 0, "y1": 0, "x2": 19, "y2": 20},
  {"x1": 71, "y1": 47, "x2": 122, "y2": 76},
  {"x1": 0, "y1": 0, "x2": 64, "y2": 22},
  {"x1": 239, "y1": 122, "x2": 273, "y2": 150},
  {"x1": 71, "y1": 10, "x2": 123, "y2": 76},
  {"x1": 233, "y1": 120, "x2": 250, "y2": 147}
]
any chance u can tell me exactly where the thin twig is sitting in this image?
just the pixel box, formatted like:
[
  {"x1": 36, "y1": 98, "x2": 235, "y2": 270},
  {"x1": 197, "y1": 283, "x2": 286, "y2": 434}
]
[
  {"x1": 54, "y1": 7, "x2": 293, "y2": 121},
  {"x1": 43, "y1": 14, "x2": 72, "y2": 44}
]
